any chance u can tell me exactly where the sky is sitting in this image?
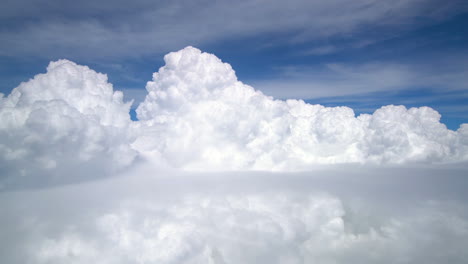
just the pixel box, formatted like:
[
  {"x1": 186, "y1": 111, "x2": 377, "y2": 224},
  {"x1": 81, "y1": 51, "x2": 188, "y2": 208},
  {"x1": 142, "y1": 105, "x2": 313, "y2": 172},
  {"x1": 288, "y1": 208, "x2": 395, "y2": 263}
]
[
  {"x1": 1, "y1": 0, "x2": 468, "y2": 129},
  {"x1": 1, "y1": 1, "x2": 468, "y2": 263}
]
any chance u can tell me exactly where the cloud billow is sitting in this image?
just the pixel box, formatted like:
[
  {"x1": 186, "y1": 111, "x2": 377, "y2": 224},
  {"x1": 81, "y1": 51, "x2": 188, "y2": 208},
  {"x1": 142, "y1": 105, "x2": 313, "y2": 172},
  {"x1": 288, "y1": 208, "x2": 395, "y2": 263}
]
[
  {"x1": 1, "y1": 46, "x2": 468, "y2": 187},
  {"x1": 134, "y1": 47, "x2": 468, "y2": 170},
  {"x1": 0, "y1": 60, "x2": 136, "y2": 187}
]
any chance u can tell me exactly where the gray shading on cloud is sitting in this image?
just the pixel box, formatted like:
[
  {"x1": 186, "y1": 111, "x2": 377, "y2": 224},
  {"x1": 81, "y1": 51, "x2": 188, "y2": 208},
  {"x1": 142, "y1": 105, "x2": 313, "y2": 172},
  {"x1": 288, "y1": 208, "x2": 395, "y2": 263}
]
[{"x1": 1, "y1": 169, "x2": 467, "y2": 264}]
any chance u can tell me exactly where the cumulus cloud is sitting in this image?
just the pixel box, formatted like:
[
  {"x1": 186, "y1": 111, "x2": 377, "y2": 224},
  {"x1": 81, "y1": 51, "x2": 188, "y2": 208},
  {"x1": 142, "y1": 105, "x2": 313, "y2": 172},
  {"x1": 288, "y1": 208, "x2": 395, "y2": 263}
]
[
  {"x1": 134, "y1": 47, "x2": 468, "y2": 170},
  {"x1": 1, "y1": 46, "x2": 468, "y2": 189},
  {"x1": 0, "y1": 60, "x2": 136, "y2": 188}
]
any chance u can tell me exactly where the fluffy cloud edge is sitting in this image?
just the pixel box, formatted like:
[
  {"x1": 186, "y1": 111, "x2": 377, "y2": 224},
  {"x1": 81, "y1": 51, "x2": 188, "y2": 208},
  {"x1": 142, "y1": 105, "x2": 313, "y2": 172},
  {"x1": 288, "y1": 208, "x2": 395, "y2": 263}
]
[
  {"x1": 133, "y1": 47, "x2": 468, "y2": 170},
  {"x1": 1, "y1": 46, "x2": 468, "y2": 188}
]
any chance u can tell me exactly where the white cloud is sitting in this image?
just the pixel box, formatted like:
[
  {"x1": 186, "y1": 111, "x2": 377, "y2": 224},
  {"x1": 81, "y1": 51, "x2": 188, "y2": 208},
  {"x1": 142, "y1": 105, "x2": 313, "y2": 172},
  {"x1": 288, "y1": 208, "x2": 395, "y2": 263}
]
[
  {"x1": 134, "y1": 47, "x2": 468, "y2": 170},
  {"x1": 1, "y1": 169, "x2": 467, "y2": 264},
  {"x1": 1, "y1": 46, "x2": 468, "y2": 189},
  {"x1": 0, "y1": 60, "x2": 136, "y2": 188}
]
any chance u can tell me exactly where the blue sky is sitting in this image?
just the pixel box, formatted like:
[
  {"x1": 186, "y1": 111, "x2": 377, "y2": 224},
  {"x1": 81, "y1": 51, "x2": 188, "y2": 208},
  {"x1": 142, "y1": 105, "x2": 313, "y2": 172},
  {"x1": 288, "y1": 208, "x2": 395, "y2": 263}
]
[{"x1": 1, "y1": 0, "x2": 467, "y2": 129}]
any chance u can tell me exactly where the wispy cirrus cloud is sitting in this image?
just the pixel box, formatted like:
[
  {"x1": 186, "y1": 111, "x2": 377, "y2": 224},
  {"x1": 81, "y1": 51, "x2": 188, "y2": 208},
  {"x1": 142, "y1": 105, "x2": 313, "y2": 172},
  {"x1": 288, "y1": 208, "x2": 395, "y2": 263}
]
[
  {"x1": 251, "y1": 56, "x2": 468, "y2": 100},
  {"x1": 0, "y1": 0, "x2": 466, "y2": 59}
]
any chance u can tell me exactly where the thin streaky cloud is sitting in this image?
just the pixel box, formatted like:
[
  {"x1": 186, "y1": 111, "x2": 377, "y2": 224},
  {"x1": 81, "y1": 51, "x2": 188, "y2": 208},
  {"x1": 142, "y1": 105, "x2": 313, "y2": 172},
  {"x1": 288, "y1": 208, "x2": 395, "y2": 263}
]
[{"x1": 0, "y1": 0, "x2": 466, "y2": 59}]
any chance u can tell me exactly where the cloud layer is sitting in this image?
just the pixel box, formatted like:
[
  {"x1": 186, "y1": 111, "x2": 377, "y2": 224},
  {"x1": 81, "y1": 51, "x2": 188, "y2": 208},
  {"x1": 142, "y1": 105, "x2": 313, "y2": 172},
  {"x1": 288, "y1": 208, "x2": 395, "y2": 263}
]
[
  {"x1": 30, "y1": 194, "x2": 468, "y2": 264},
  {"x1": 2, "y1": 170, "x2": 467, "y2": 264},
  {"x1": 1, "y1": 46, "x2": 468, "y2": 187}
]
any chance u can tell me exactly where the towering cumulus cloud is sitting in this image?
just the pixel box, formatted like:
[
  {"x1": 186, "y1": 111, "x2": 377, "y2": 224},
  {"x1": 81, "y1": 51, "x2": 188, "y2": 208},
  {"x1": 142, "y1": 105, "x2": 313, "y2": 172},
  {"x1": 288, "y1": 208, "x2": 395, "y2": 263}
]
[
  {"x1": 0, "y1": 60, "x2": 136, "y2": 187},
  {"x1": 135, "y1": 47, "x2": 468, "y2": 170},
  {"x1": 1, "y1": 46, "x2": 468, "y2": 187}
]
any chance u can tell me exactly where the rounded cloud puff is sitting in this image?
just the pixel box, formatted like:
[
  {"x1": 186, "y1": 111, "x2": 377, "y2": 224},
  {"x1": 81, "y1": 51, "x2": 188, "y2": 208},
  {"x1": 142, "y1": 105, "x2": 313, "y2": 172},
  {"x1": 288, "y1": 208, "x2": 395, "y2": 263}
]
[
  {"x1": 0, "y1": 60, "x2": 136, "y2": 187},
  {"x1": 1, "y1": 46, "x2": 468, "y2": 187},
  {"x1": 135, "y1": 47, "x2": 468, "y2": 170}
]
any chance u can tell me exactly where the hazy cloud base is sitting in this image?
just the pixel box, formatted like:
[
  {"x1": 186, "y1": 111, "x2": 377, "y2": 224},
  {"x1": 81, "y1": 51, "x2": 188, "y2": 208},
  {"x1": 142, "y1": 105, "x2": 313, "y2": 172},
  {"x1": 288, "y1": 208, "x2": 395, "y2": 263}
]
[{"x1": 1, "y1": 168, "x2": 468, "y2": 264}]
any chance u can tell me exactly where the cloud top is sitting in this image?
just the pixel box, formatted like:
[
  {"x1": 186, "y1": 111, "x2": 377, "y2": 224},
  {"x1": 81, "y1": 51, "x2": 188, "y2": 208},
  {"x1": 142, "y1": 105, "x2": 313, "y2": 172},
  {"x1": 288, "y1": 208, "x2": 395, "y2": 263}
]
[
  {"x1": 135, "y1": 47, "x2": 468, "y2": 170},
  {"x1": 0, "y1": 60, "x2": 136, "y2": 187},
  {"x1": 1, "y1": 47, "x2": 468, "y2": 187}
]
